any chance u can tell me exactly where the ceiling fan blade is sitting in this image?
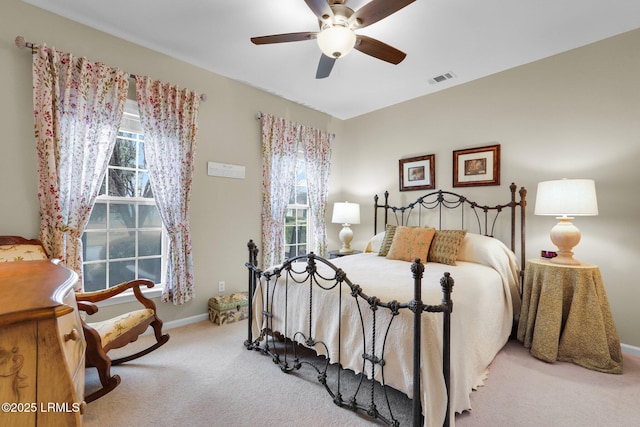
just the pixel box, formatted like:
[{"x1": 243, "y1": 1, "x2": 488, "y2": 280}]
[
  {"x1": 316, "y1": 54, "x2": 336, "y2": 79},
  {"x1": 350, "y1": 0, "x2": 416, "y2": 29},
  {"x1": 354, "y1": 35, "x2": 406, "y2": 64},
  {"x1": 304, "y1": 0, "x2": 334, "y2": 21},
  {"x1": 251, "y1": 32, "x2": 316, "y2": 45}
]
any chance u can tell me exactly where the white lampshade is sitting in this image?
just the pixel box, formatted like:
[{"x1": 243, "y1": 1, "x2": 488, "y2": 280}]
[
  {"x1": 332, "y1": 202, "x2": 360, "y2": 225},
  {"x1": 317, "y1": 26, "x2": 356, "y2": 58},
  {"x1": 332, "y1": 202, "x2": 360, "y2": 254},
  {"x1": 535, "y1": 179, "x2": 598, "y2": 265},
  {"x1": 535, "y1": 179, "x2": 599, "y2": 216}
]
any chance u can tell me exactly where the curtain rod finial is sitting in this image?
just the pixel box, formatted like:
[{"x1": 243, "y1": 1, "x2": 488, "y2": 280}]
[
  {"x1": 15, "y1": 36, "x2": 27, "y2": 49},
  {"x1": 14, "y1": 36, "x2": 34, "y2": 49}
]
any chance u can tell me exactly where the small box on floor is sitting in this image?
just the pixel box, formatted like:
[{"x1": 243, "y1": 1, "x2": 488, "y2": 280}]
[{"x1": 208, "y1": 292, "x2": 249, "y2": 325}]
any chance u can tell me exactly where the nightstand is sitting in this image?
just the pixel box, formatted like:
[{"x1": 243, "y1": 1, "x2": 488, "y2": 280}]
[
  {"x1": 328, "y1": 250, "x2": 362, "y2": 259},
  {"x1": 516, "y1": 258, "x2": 622, "y2": 374}
]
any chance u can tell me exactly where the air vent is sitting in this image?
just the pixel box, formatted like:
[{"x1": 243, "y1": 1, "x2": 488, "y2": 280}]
[{"x1": 428, "y1": 71, "x2": 456, "y2": 85}]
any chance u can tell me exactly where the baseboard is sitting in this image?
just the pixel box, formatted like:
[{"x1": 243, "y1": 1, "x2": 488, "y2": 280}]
[
  {"x1": 163, "y1": 313, "x2": 210, "y2": 330},
  {"x1": 621, "y1": 343, "x2": 640, "y2": 357},
  {"x1": 141, "y1": 313, "x2": 209, "y2": 336}
]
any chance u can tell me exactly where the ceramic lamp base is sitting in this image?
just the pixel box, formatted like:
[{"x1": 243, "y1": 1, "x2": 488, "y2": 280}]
[
  {"x1": 549, "y1": 217, "x2": 582, "y2": 265},
  {"x1": 338, "y1": 224, "x2": 354, "y2": 253}
]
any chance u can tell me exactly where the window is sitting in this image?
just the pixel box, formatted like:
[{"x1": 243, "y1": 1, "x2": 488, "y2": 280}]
[
  {"x1": 284, "y1": 149, "x2": 310, "y2": 258},
  {"x1": 81, "y1": 100, "x2": 165, "y2": 292}
]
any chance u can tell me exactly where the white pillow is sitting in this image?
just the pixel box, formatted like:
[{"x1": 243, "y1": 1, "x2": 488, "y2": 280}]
[
  {"x1": 363, "y1": 231, "x2": 386, "y2": 254},
  {"x1": 457, "y1": 232, "x2": 511, "y2": 265}
]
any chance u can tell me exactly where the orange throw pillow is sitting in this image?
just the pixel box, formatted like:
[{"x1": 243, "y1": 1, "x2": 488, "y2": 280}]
[{"x1": 385, "y1": 226, "x2": 436, "y2": 263}]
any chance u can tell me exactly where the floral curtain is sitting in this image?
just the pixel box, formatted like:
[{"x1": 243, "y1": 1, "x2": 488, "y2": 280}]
[
  {"x1": 135, "y1": 76, "x2": 201, "y2": 305},
  {"x1": 260, "y1": 114, "x2": 334, "y2": 266},
  {"x1": 32, "y1": 44, "x2": 129, "y2": 289},
  {"x1": 300, "y1": 126, "x2": 333, "y2": 257},
  {"x1": 260, "y1": 114, "x2": 299, "y2": 268}
]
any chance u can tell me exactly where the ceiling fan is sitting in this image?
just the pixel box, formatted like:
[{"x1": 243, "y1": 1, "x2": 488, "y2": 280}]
[{"x1": 250, "y1": 0, "x2": 416, "y2": 79}]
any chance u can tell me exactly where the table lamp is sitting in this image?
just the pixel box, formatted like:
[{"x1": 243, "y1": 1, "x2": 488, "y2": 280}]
[
  {"x1": 332, "y1": 202, "x2": 360, "y2": 254},
  {"x1": 534, "y1": 179, "x2": 598, "y2": 265}
]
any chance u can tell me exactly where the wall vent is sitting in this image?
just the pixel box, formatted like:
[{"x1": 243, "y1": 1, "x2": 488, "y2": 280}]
[{"x1": 428, "y1": 71, "x2": 456, "y2": 85}]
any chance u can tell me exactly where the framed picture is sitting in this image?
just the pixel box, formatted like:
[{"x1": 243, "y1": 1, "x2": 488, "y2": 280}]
[
  {"x1": 453, "y1": 144, "x2": 500, "y2": 187},
  {"x1": 399, "y1": 154, "x2": 435, "y2": 191}
]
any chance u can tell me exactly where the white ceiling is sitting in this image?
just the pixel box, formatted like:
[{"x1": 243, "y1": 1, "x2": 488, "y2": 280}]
[{"x1": 22, "y1": 0, "x2": 640, "y2": 120}]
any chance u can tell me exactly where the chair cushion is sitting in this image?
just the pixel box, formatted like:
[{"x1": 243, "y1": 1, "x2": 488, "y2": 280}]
[
  {"x1": 88, "y1": 308, "x2": 155, "y2": 347},
  {"x1": 0, "y1": 244, "x2": 48, "y2": 262}
]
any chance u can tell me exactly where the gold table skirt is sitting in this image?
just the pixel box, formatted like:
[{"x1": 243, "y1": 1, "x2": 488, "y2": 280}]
[{"x1": 516, "y1": 258, "x2": 622, "y2": 374}]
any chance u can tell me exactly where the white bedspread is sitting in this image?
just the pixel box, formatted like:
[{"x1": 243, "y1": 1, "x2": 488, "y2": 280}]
[{"x1": 253, "y1": 235, "x2": 520, "y2": 427}]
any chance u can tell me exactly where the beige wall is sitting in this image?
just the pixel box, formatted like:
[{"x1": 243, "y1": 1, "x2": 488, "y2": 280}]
[
  {"x1": 2, "y1": 1, "x2": 639, "y2": 348},
  {"x1": 329, "y1": 29, "x2": 640, "y2": 347}
]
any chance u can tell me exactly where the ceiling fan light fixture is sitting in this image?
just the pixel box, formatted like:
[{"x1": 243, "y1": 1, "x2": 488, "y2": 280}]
[{"x1": 317, "y1": 26, "x2": 356, "y2": 58}]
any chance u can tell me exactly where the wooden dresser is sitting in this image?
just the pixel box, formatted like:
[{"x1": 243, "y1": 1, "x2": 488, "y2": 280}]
[{"x1": 0, "y1": 260, "x2": 86, "y2": 426}]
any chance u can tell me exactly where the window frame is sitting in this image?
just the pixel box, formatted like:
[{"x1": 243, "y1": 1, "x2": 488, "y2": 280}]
[{"x1": 283, "y1": 147, "x2": 313, "y2": 258}]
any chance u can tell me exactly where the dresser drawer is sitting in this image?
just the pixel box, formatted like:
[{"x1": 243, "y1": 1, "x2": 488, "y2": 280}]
[
  {"x1": 0, "y1": 321, "x2": 37, "y2": 427},
  {"x1": 73, "y1": 352, "x2": 86, "y2": 412},
  {"x1": 58, "y1": 289, "x2": 86, "y2": 381}
]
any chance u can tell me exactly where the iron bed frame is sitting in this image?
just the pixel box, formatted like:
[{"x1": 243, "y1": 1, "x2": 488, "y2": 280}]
[{"x1": 244, "y1": 183, "x2": 526, "y2": 426}]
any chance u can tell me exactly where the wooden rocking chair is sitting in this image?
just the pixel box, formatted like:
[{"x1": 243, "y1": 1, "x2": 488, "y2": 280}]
[
  {"x1": 76, "y1": 281, "x2": 170, "y2": 403},
  {"x1": 0, "y1": 235, "x2": 170, "y2": 403}
]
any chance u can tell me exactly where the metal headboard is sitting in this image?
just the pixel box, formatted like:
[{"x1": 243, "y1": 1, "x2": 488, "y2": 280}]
[{"x1": 374, "y1": 182, "x2": 527, "y2": 272}]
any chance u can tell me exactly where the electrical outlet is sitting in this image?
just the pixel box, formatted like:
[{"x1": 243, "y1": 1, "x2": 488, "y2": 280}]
[{"x1": 218, "y1": 281, "x2": 225, "y2": 293}]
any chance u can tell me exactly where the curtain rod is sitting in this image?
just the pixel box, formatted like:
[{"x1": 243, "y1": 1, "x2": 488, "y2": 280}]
[
  {"x1": 15, "y1": 36, "x2": 207, "y2": 102},
  {"x1": 255, "y1": 111, "x2": 335, "y2": 139}
]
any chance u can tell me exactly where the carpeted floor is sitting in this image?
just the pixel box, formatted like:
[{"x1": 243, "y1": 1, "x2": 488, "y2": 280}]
[{"x1": 83, "y1": 320, "x2": 640, "y2": 427}]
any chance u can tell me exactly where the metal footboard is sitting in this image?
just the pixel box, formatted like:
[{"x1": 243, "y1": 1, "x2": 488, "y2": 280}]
[{"x1": 244, "y1": 240, "x2": 453, "y2": 427}]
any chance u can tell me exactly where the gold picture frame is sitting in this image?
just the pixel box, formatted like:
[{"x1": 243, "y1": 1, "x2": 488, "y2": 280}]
[
  {"x1": 399, "y1": 154, "x2": 435, "y2": 191},
  {"x1": 453, "y1": 144, "x2": 500, "y2": 187}
]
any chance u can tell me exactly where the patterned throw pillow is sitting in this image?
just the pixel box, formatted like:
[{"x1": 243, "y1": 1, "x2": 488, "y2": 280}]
[
  {"x1": 377, "y1": 224, "x2": 397, "y2": 257},
  {"x1": 385, "y1": 226, "x2": 436, "y2": 263},
  {"x1": 428, "y1": 230, "x2": 468, "y2": 265}
]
